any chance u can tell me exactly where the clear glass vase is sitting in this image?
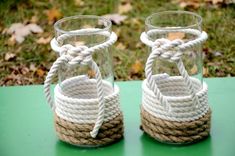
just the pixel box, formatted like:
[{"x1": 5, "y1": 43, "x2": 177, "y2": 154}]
[
  {"x1": 54, "y1": 15, "x2": 114, "y2": 89},
  {"x1": 145, "y1": 11, "x2": 203, "y2": 84},
  {"x1": 48, "y1": 15, "x2": 124, "y2": 147},
  {"x1": 140, "y1": 11, "x2": 211, "y2": 144}
]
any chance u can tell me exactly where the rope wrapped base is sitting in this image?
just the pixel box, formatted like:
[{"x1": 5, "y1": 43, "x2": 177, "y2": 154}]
[
  {"x1": 51, "y1": 76, "x2": 124, "y2": 147},
  {"x1": 140, "y1": 107, "x2": 211, "y2": 144},
  {"x1": 54, "y1": 113, "x2": 124, "y2": 147}
]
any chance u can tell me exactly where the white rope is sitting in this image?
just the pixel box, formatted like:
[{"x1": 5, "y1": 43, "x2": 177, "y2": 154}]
[
  {"x1": 140, "y1": 28, "x2": 209, "y2": 121},
  {"x1": 44, "y1": 29, "x2": 118, "y2": 138}
]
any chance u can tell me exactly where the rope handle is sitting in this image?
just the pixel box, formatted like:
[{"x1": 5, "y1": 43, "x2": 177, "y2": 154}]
[
  {"x1": 44, "y1": 30, "x2": 117, "y2": 138},
  {"x1": 140, "y1": 29, "x2": 208, "y2": 112}
]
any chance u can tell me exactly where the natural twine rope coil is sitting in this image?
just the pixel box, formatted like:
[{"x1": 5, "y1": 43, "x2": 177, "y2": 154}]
[
  {"x1": 140, "y1": 29, "x2": 211, "y2": 144},
  {"x1": 44, "y1": 29, "x2": 124, "y2": 147}
]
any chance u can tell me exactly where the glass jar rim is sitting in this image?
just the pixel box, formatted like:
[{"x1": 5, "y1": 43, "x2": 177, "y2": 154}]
[
  {"x1": 145, "y1": 11, "x2": 202, "y2": 30},
  {"x1": 54, "y1": 15, "x2": 112, "y2": 35}
]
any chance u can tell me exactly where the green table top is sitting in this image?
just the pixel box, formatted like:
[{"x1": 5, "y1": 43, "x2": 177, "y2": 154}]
[{"x1": 0, "y1": 78, "x2": 235, "y2": 156}]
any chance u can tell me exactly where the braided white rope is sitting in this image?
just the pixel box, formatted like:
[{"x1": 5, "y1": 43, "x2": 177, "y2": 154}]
[
  {"x1": 54, "y1": 77, "x2": 121, "y2": 123},
  {"x1": 140, "y1": 29, "x2": 209, "y2": 121},
  {"x1": 44, "y1": 29, "x2": 118, "y2": 138}
]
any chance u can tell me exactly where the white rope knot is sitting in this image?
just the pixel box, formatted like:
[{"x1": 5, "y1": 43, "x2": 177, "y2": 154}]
[
  {"x1": 44, "y1": 30, "x2": 118, "y2": 138},
  {"x1": 152, "y1": 38, "x2": 184, "y2": 62},
  {"x1": 59, "y1": 44, "x2": 92, "y2": 66}
]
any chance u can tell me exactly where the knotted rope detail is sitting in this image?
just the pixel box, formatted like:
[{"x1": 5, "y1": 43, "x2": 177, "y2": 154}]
[{"x1": 44, "y1": 30, "x2": 118, "y2": 138}]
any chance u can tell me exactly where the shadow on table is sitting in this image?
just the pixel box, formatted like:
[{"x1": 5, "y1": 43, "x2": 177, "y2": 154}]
[
  {"x1": 140, "y1": 133, "x2": 213, "y2": 156},
  {"x1": 54, "y1": 137, "x2": 125, "y2": 156}
]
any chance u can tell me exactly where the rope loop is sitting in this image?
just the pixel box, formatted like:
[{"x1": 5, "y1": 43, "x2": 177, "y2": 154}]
[{"x1": 44, "y1": 29, "x2": 117, "y2": 138}]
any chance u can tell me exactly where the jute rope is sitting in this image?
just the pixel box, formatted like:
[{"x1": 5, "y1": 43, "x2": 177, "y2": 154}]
[
  {"x1": 55, "y1": 113, "x2": 124, "y2": 146},
  {"x1": 141, "y1": 107, "x2": 211, "y2": 144},
  {"x1": 140, "y1": 28, "x2": 211, "y2": 144}
]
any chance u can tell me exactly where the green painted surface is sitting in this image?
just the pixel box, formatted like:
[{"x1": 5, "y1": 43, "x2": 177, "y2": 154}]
[{"x1": 0, "y1": 78, "x2": 235, "y2": 156}]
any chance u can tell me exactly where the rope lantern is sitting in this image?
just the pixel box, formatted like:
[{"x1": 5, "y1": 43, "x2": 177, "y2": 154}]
[
  {"x1": 44, "y1": 27, "x2": 124, "y2": 147},
  {"x1": 140, "y1": 28, "x2": 211, "y2": 144}
]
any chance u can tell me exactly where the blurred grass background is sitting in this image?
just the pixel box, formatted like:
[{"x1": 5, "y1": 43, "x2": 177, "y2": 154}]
[{"x1": 0, "y1": 0, "x2": 234, "y2": 85}]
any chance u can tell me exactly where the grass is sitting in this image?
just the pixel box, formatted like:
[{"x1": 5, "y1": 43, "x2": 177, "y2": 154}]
[{"x1": 0, "y1": 0, "x2": 235, "y2": 85}]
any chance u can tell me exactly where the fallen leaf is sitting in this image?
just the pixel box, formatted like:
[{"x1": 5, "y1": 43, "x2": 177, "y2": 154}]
[
  {"x1": 173, "y1": 0, "x2": 201, "y2": 9},
  {"x1": 7, "y1": 36, "x2": 16, "y2": 46},
  {"x1": 7, "y1": 23, "x2": 24, "y2": 34},
  {"x1": 4, "y1": 53, "x2": 16, "y2": 61},
  {"x1": 30, "y1": 63, "x2": 37, "y2": 72},
  {"x1": 102, "y1": 14, "x2": 127, "y2": 25},
  {"x1": 203, "y1": 67, "x2": 209, "y2": 76},
  {"x1": 131, "y1": 18, "x2": 141, "y2": 26},
  {"x1": 213, "y1": 51, "x2": 223, "y2": 57},
  {"x1": 135, "y1": 42, "x2": 143, "y2": 48},
  {"x1": 74, "y1": 0, "x2": 85, "y2": 6},
  {"x1": 168, "y1": 32, "x2": 185, "y2": 40},
  {"x1": 7, "y1": 23, "x2": 43, "y2": 44},
  {"x1": 131, "y1": 60, "x2": 143, "y2": 74},
  {"x1": 116, "y1": 42, "x2": 126, "y2": 50},
  {"x1": 36, "y1": 68, "x2": 45, "y2": 77},
  {"x1": 212, "y1": 0, "x2": 224, "y2": 4},
  {"x1": 36, "y1": 36, "x2": 52, "y2": 44},
  {"x1": 118, "y1": 2, "x2": 133, "y2": 14},
  {"x1": 21, "y1": 66, "x2": 30, "y2": 75},
  {"x1": 205, "y1": 0, "x2": 224, "y2": 4},
  {"x1": 30, "y1": 15, "x2": 39, "y2": 23},
  {"x1": 87, "y1": 69, "x2": 95, "y2": 78},
  {"x1": 27, "y1": 24, "x2": 43, "y2": 33},
  {"x1": 46, "y1": 8, "x2": 62, "y2": 24}
]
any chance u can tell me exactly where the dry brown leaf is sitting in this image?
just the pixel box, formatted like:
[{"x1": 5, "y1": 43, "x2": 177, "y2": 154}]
[
  {"x1": 30, "y1": 15, "x2": 39, "y2": 23},
  {"x1": 4, "y1": 53, "x2": 16, "y2": 61},
  {"x1": 118, "y1": 2, "x2": 133, "y2": 14},
  {"x1": 21, "y1": 66, "x2": 30, "y2": 75},
  {"x1": 119, "y1": 2, "x2": 132, "y2": 14},
  {"x1": 36, "y1": 68, "x2": 45, "y2": 77},
  {"x1": 74, "y1": 0, "x2": 85, "y2": 6},
  {"x1": 87, "y1": 69, "x2": 96, "y2": 78},
  {"x1": 7, "y1": 36, "x2": 16, "y2": 46},
  {"x1": 131, "y1": 18, "x2": 141, "y2": 26},
  {"x1": 102, "y1": 14, "x2": 127, "y2": 25},
  {"x1": 212, "y1": 0, "x2": 224, "y2": 4},
  {"x1": 174, "y1": 0, "x2": 201, "y2": 9},
  {"x1": 29, "y1": 64, "x2": 37, "y2": 72},
  {"x1": 36, "y1": 36, "x2": 52, "y2": 44},
  {"x1": 131, "y1": 60, "x2": 143, "y2": 74},
  {"x1": 46, "y1": 8, "x2": 62, "y2": 24},
  {"x1": 168, "y1": 32, "x2": 185, "y2": 40},
  {"x1": 203, "y1": 67, "x2": 209, "y2": 76},
  {"x1": 116, "y1": 42, "x2": 126, "y2": 50},
  {"x1": 205, "y1": 0, "x2": 224, "y2": 4}
]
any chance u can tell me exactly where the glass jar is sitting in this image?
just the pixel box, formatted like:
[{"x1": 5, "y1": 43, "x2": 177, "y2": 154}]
[
  {"x1": 54, "y1": 15, "x2": 114, "y2": 89},
  {"x1": 140, "y1": 11, "x2": 211, "y2": 144},
  {"x1": 145, "y1": 11, "x2": 203, "y2": 84},
  {"x1": 48, "y1": 15, "x2": 124, "y2": 147}
]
